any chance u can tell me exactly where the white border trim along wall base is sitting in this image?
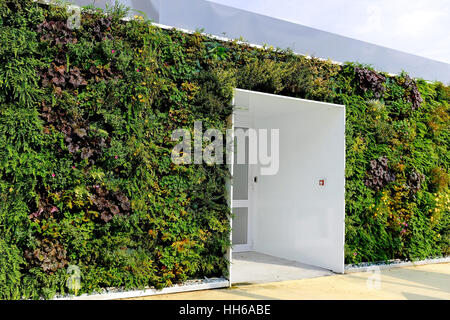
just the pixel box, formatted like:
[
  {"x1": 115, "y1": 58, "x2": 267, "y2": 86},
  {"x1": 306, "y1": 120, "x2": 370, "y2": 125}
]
[
  {"x1": 345, "y1": 257, "x2": 450, "y2": 273},
  {"x1": 54, "y1": 278, "x2": 229, "y2": 300}
]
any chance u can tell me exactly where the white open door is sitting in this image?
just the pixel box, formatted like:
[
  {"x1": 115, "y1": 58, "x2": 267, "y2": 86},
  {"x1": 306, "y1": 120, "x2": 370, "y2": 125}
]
[{"x1": 232, "y1": 88, "x2": 345, "y2": 274}]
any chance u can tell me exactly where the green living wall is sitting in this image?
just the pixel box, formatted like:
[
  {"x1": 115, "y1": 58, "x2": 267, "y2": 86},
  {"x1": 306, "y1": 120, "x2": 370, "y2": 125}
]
[{"x1": 0, "y1": 0, "x2": 448, "y2": 299}]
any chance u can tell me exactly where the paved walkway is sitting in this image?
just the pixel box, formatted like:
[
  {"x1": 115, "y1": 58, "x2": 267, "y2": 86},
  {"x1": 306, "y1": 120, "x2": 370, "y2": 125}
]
[
  {"x1": 131, "y1": 263, "x2": 450, "y2": 300},
  {"x1": 231, "y1": 251, "x2": 333, "y2": 284}
]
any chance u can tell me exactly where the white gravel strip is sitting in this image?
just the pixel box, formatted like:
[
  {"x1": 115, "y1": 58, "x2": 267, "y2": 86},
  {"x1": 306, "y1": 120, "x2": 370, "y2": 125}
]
[
  {"x1": 54, "y1": 277, "x2": 229, "y2": 300},
  {"x1": 345, "y1": 256, "x2": 450, "y2": 273}
]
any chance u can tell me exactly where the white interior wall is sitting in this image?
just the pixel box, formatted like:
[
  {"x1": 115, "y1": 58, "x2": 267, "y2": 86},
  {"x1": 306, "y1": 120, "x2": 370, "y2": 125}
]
[{"x1": 233, "y1": 89, "x2": 345, "y2": 274}]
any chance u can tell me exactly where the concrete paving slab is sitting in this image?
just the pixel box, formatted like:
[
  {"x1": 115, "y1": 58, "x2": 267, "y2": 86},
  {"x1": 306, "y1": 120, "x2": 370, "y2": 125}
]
[{"x1": 231, "y1": 251, "x2": 333, "y2": 284}]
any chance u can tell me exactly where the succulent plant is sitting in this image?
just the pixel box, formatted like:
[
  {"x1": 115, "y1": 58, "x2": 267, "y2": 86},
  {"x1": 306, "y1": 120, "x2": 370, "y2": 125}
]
[
  {"x1": 25, "y1": 239, "x2": 68, "y2": 273},
  {"x1": 407, "y1": 170, "x2": 425, "y2": 193},
  {"x1": 40, "y1": 63, "x2": 87, "y2": 91},
  {"x1": 364, "y1": 156, "x2": 395, "y2": 191},
  {"x1": 91, "y1": 17, "x2": 113, "y2": 42},
  {"x1": 355, "y1": 67, "x2": 386, "y2": 98},
  {"x1": 89, "y1": 185, "x2": 131, "y2": 223},
  {"x1": 400, "y1": 75, "x2": 423, "y2": 110},
  {"x1": 41, "y1": 102, "x2": 109, "y2": 164},
  {"x1": 36, "y1": 20, "x2": 78, "y2": 46}
]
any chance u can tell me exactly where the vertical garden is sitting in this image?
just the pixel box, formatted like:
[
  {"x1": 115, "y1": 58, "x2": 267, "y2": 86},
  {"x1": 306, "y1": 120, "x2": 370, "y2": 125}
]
[{"x1": 0, "y1": 0, "x2": 448, "y2": 299}]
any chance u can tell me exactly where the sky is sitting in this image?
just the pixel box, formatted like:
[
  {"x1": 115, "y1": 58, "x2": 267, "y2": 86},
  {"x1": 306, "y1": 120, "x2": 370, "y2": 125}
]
[{"x1": 208, "y1": 0, "x2": 450, "y2": 64}]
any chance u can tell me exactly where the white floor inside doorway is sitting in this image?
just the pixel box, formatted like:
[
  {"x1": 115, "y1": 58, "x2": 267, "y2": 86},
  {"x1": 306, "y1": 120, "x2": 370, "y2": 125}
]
[{"x1": 231, "y1": 251, "x2": 333, "y2": 284}]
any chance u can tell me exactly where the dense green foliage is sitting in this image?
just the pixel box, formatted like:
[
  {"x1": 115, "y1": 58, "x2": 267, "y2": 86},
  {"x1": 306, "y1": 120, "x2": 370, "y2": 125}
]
[{"x1": 0, "y1": 0, "x2": 448, "y2": 299}]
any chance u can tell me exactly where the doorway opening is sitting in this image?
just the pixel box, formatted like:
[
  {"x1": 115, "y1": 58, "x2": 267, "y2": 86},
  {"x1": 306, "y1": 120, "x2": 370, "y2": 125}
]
[{"x1": 229, "y1": 89, "x2": 345, "y2": 285}]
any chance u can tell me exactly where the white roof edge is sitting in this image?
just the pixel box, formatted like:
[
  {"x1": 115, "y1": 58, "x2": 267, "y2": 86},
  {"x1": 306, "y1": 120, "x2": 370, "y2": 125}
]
[
  {"x1": 48, "y1": 0, "x2": 447, "y2": 82},
  {"x1": 235, "y1": 88, "x2": 345, "y2": 109}
]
